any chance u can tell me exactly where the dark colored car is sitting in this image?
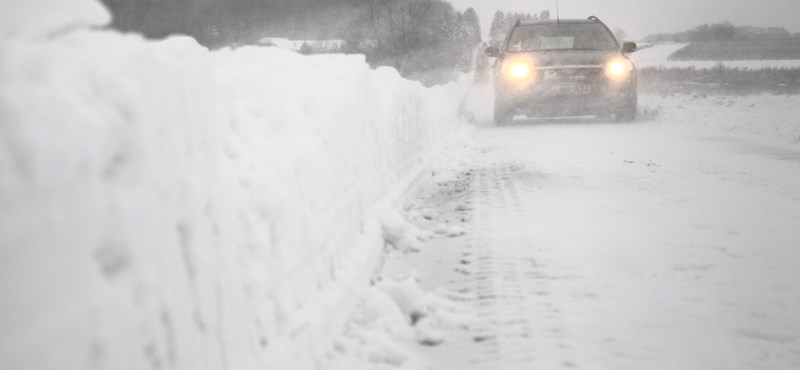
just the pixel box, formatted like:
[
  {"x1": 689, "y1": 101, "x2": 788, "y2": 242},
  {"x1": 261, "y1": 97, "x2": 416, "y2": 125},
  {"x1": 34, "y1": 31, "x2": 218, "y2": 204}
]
[{"x1": 486, "y1": 16, "x2": 638, "y2": 124}]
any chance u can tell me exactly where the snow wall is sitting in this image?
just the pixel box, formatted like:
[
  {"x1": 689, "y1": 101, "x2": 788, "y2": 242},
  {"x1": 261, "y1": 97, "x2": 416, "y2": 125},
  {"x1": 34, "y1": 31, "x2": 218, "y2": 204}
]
[{"x1": 0, "y1": 3, "x2": 467, "y2": 369}]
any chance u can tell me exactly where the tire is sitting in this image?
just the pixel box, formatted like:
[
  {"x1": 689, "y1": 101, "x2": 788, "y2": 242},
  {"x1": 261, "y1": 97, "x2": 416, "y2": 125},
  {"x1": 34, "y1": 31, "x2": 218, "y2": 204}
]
[
  {"x1": 615, "y1": 94, "x2": 638, "y2": 123},
  {"x1": 494, "y1": 102, "x2": 513, "y2": 126}
]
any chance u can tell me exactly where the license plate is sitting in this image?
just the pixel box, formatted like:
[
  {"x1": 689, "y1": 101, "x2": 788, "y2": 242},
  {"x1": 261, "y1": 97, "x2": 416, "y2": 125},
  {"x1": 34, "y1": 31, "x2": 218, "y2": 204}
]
[{"x1": 543, "y1": 84, "x2": 592, "y2": 96}]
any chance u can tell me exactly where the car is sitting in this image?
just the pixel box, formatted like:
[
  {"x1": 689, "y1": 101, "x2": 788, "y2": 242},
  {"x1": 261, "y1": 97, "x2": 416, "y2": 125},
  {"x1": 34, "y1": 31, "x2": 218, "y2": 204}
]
[{"x1": 485, "y1": 16, "x2": 638, "y2": 124}]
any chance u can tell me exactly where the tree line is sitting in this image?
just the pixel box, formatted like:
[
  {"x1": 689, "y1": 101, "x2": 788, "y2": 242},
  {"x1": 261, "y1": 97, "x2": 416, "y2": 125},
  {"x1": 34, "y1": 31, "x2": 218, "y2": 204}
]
[
  {"x1": 101, "y1": 0, "x2": 357, "y2": 46},
  {"x1": 352, "y1": 0, "x2": 481, "y2": 83},
  {"x1": 643, "y1": 21, "x2": 796, "y2": 43},
  {"x1": 100, "y1": 0, "x2": 482, "y2": 85}
]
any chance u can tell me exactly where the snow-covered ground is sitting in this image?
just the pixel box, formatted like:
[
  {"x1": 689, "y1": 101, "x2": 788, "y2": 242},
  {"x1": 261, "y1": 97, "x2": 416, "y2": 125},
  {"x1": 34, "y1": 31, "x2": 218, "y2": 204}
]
[
  {"x1": 641, "y1": 94, "x2": 800, "y2": 145},
  {"x1": 631, "y1": 44, "x2": 800, "y2": 69},
  {"x1": 3, "y1": 1, "x2": 800, "y2": 369},
  {"x1": 373, "y1": 91, "x2": 800, "y2": 369},
  {"x1": 0, "y1": 3, "x2": 471, "y2": 369}
]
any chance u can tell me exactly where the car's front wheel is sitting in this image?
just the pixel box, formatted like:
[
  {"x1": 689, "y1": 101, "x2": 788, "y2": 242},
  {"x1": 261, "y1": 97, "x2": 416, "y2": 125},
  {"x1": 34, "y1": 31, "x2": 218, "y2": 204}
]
[
  {"x1": 494, "y1": 101, "x2": 513, "y2": 126},
  {"x1": 615, "y1": 94, "x2": 637, "y2": 122}
]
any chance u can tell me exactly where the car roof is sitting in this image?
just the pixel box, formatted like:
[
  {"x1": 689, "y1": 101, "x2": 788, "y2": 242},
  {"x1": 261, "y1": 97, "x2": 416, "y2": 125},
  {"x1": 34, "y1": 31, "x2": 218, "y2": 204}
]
[{"x1": 518, "y1": 19, "x2": 601, "y2": 26}]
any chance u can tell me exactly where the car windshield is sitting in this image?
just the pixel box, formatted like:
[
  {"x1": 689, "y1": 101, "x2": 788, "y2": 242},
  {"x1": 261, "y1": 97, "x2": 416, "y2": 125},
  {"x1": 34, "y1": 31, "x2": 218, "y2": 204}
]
[{"x1": 506, "y1": 23, "x2": 618, "y2": 52}]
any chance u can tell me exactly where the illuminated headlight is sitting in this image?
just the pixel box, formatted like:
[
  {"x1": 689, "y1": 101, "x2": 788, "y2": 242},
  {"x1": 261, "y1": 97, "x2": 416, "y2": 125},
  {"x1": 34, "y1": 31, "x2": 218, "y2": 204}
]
[
  {"x1": 503, "y1": 58, "x2": 535, "y2": 82},
  {"x1": 605, "y1": 58, "x2": 633, "y2": 79},
  {"x1": 510, "y1": 63, "x2": 531, "y2": 79}
]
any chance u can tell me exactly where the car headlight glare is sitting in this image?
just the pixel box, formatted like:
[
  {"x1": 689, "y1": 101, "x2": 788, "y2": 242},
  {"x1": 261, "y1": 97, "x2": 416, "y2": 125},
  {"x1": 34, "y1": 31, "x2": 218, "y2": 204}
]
[
  {"x1": 510, "y1": 63, "x2": 531, "y2": 79},
  {"x1": 606, "y1": 58, "x2": 632, "y2": 79},
  {"x1": 609, "y1": 61, "x2": 626, "y2": 75}
]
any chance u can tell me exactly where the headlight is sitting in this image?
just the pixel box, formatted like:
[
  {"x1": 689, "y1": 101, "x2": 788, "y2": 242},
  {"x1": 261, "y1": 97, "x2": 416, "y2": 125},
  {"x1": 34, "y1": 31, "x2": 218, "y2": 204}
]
[
  {"x1": 605, "y1": 58, "x2": 633, "y2": 79},
  {"x1": 502, "y1": 57, "x2": 536, "y2": 83},
  {"x1": 510, "y1": 63, "x2": 531, "y2": 79}
]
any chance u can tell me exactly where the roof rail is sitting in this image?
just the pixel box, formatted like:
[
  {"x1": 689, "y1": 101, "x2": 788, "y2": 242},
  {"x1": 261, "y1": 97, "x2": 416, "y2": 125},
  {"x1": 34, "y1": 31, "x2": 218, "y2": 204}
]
[{"x1": 587, "y1": 16, "x2": 601, "y2": 22}]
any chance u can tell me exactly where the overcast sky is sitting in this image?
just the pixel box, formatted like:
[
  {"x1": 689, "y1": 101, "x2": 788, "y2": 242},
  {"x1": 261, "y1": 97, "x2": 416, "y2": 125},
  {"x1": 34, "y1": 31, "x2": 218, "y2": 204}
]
[{"x1": 449, "y1": 0, "x2": 800, "y2": 40}]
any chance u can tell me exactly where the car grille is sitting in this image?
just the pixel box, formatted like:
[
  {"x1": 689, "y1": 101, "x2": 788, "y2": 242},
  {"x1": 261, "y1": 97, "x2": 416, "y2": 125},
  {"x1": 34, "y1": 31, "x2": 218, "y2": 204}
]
[{"x1": 537, "y1": 67, "x2": 603, "y2": 83}]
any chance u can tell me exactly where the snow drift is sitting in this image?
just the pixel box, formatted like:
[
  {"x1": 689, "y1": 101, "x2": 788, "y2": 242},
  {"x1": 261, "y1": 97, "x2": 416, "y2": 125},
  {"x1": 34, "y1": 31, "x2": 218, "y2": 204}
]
[{"x1": 0, "y1": 8, "x2": 468, "y2": 369}]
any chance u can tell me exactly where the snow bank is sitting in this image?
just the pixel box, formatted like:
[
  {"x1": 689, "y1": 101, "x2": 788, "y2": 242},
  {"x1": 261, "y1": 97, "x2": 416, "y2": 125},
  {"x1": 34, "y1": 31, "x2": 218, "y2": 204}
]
[
  {"x1": 327, "y1": 275, "x2": 471, "y2": 370},
  {"x1": 0, "y1": 25, "x2": 468, "y2": 370}
]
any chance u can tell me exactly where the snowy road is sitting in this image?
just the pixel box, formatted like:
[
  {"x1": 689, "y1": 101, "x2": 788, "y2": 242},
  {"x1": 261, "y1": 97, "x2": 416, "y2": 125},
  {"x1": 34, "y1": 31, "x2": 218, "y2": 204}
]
[{"x1": 385, "y1": 117, "x2": 800, "y2": 369}]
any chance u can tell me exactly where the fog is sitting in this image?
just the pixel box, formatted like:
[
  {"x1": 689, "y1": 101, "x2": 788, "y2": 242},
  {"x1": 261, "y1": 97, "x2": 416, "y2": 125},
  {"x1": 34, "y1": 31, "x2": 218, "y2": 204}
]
[{"x1": 449, "y1": 0, "x2": 800, "y2": 39}]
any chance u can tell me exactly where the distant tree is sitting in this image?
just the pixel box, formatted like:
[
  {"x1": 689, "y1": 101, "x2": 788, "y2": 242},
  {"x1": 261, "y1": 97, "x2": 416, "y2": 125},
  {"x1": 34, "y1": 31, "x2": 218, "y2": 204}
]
[
  {"x1": 735, "y1": 26, "x2": 790, "y2": 40},
  {"x1": 645, "y1": 22, "x2": 796, "y2": 44},
  {"x1": 352, "y1": 0, "x2": 479, "y2": 83},
  {"x1": 539, "y1": 10, "x2": 551, "y2": 20},
  {"x1": 342, "y1": 40, "x2": 362, "y2": 54},
  {"x1": 693, "y1": 21, "x2": 736, "y2": 42},
  {"x1": 448, "y1": 9, "x2": 483, "y2": 73},
  {"x1": 463, "y1": 8, "x2": 482, "y2": 46},
  {"x1": 299, "y1": 42, "x2": 314, "y2": 54},
  {"x1": 489, "y1": 11, "x2": 508, "y2": 45},
  {"x1": 505, "y1": 11, "x2": 524, "y2": 24},
  {"x1": 451, "y1": 13, "x2": 470, "y2": 72}
]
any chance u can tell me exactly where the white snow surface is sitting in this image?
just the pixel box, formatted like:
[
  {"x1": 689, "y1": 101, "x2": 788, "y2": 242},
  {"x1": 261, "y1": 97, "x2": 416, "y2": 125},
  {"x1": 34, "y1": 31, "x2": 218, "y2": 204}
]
[
  {"x1": 642, "y1": 94, "x2": 800, "y2": 145},
  {"x1": 0, "y1": 25, "x2": 471, "y2": 369},
  {"x1": 356, "y1": 84, "x2": 800, "y2": 369},
  {"x1": 380, "y1": 92, "x2": 800, "y2": 369}
]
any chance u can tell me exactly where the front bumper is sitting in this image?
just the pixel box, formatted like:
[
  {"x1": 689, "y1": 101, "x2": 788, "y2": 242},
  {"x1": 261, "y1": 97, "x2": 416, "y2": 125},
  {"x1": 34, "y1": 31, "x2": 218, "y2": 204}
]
[{"x1": 496, "y1": 66, "x2": 636, "y2": 117}]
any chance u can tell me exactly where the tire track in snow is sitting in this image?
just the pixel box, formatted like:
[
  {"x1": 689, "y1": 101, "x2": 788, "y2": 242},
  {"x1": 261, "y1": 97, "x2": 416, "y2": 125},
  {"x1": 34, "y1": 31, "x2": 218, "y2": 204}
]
[
  {"x1": 464, "y1": 163, "x2": 572, "y2": 369},
  {"x1": 406, "y1": 122, "x2": 800, "y2": 370}
]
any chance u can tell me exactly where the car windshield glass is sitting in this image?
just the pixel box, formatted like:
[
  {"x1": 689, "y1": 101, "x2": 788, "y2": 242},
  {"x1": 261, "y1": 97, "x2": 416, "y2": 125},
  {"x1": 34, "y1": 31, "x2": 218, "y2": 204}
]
[{"x1": 506, "y1": 23, "x2": 618, "y2": 52}]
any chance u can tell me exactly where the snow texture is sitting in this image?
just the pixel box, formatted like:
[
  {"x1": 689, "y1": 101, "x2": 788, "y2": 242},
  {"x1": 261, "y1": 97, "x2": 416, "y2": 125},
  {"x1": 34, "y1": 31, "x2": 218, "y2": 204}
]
[
  {"x1": 642, "y1": 94, "x2": 800, "y2": 145},
  {"x1": 327, "y1": 274, "x2": 472, "y2": 370},
  {"x1": 381, "y1": 106, "x2": 800, "y2": 369},
  {"x1": 0, "y1": 23, "x2": 469, "y2": 370},
  {"x1": 380, "y1": 206, "x2": 424, "y2": 253}
]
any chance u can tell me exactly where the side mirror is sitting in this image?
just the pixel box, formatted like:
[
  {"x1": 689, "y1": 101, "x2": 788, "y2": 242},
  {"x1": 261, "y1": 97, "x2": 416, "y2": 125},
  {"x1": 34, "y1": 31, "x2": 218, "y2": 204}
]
[
  {"x1": 621, "y1": 42, "x2": 637, "y2": 54},
  {"x1": 485, "y1": 46, "x2": 501, "y2": 58}
]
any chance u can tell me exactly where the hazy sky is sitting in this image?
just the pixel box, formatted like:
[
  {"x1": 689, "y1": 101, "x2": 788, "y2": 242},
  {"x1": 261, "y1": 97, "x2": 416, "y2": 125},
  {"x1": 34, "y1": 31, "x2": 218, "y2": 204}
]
[{"x1": 449, "y1": 0, "x2": 800, "y2": 40}]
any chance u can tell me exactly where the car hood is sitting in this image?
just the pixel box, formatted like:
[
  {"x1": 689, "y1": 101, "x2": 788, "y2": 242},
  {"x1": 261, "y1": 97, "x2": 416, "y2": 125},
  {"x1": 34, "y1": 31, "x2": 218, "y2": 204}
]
[{"x1": 510, "y1": 50, "x2": 621, "y2": 68}]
